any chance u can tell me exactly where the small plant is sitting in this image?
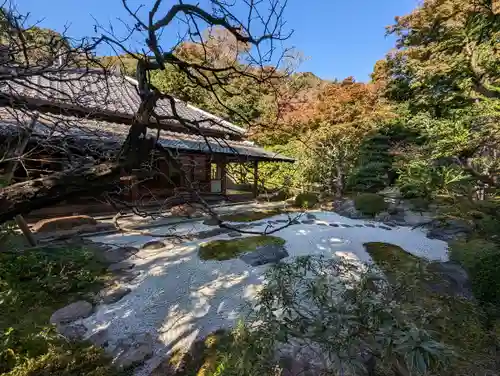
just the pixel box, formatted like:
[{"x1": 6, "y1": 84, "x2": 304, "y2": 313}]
[
  {"x1": 293, "y1": 192, "x2": 318, "y2": 209},
  {"x1": 199, "y1": 236, "x2": 285, "y2": 261},
  {"x1": 353, "y1": 193, "x2": 388, "y2": 216}
]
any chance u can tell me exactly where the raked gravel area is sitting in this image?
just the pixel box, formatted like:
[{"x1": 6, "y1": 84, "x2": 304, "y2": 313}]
[{"x1": 82, "y1": 211, "x2": 448, "y2": 375}]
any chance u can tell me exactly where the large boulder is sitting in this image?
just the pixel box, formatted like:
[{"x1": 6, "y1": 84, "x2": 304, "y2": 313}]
[
  {"x1": 427, "y1": 219, "x2": 473, "y2": 242},
  {"x1": 426, "y1": 261, "x2": 474, "y2": 299},
  {"x1": 33, "y1": 215, "x2": 97, "y2": 233},
  {"x1": 50, "y1": 301, "x2": 93, "y2": 324},
  {"x1": 240, "y1": 244, "x2": 289, "y2": 266},
  {"x1": 333, "y1": 199, "x2": 362, "y2": 219}
]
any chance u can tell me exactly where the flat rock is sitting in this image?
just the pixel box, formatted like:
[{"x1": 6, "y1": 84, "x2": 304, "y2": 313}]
[
  {"x1": 340, "y1": 224, "x2": 352, "y2": 228},
  {"x1": 141, "y1": 241, "x2": 167, "y2": 250},
  {"x1": 108, "y1": 261, "x2": 135, "y2": 272},
  {"x1": 203, "y1": 217, "x2": 220, "y2": 226},
  {"x1": 383, "y1": 222, "x2": 398, "y2": 227},
  {"x1": 56, "y1": 323, "x2": 87, "y2": 341},
  {"x1": 112, "y1": 333, "x2": 154, "y2": 369},
  {"x1": 329, "y1": 223, "x2": 339, "y2": 227},
  {"x1": 33, "y1": 215, "x2": 97, "y2": 233},
  {"x1": 99, "y1": 286, "x2": 131, "y2": 304},
  {"x1": 102, "y1": 246, "x2": 138, "y2": 263},
  {"x1": 354, "y1": 224, "x2": 364, "y2": 228},
  {"x1": 227, "y1": 231, "x2": 242, "y2": 238},
  {"x1": 378, "y1": 225, "x2": 393, "y2": 230},
  {"x1": 317, "y1": 222, "x2": 327, "y2": 226},
  {"x1": 240, "y1": 244, "x2": 289, "y2": 266},
  {"x1": 50, "y1": 301, "x2": 93, "y2": 324},
  {"x1": 275, "y1": 219, "x2": 290, "y2": 223},
  {"x1": 301, "y1": 219, "x2": 315, "y2": 224},
  {"x1": 195, "y1": 228, "x2": 229, "y2": 239},
  {"x1": 364, "y1": 224, "x2": 376, "y2": 228}
]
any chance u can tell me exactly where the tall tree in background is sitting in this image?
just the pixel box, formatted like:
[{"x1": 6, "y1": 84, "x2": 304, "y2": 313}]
[
  {"x1": 384, "y1": 0, "x2": 500, "y2": 116},
  {"x1": 378, "y1": 0, "x2": 500, "y2": 198}
]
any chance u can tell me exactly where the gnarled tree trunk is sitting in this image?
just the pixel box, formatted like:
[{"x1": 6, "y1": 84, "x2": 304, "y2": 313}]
[{"x1": 0, "y1": 162, "x2": 124, "y2": 223}]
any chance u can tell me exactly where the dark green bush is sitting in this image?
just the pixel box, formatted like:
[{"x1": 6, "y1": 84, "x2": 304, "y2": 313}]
[
  {"x1": 0, "y1": 245, "x2": 119, "y2": 375},
  {"x1": 353, "y1": 193, "x2": 388, "y2": 217},
  {"x1": 348, "y1": 161, "x2": 391, "y2": 192},
  {"x1": 293, "y1": 192, "x2": 319, "y2": 209},
  {"x1": 449, "y1": 240, "x2": 500, "y2": 306}
]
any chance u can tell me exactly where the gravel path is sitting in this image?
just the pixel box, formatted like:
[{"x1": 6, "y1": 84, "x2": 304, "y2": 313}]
[{"x1": 83, "y1": 211, "x2": 448, "y2": 375}]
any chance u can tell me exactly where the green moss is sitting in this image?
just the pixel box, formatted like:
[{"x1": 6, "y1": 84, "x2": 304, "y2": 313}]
[
  {"x1": 364, "y1": 242, "x2": 497, "y2": 376},
  {"x1": 364, "y1": 242, "x2": 419, "y2": 273},
  {"x1": 0, "y1": 245, "x2": 124, "y2": 376},
  {"x1": 219, "y1": 209, "x2": 283, "y2": 222},
  {"x1": 293, "y1": 192, "x2": 319, "y2": 209},
  {"x1": 354, "y1": 193, "x2": 388, "y2": 217},
  {"x1": 449, "y1": 239, "x2": 500, "y2": 306},
  {"x1": 199, "y1": 236, "x2": 285, "y2": 261}
]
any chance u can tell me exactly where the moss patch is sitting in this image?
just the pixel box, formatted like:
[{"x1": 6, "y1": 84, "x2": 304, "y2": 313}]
[
  {"x1": 199, "y1": 236, "x2": 285, "y2": 261},
  {"x1": 0, "y1": 244, "x2": 125, "y2": 376},
  {"x1": 364, "y1": 242, "x2": 497, "y2": 376},
  {"x1": 219, "y1": 209, "x2": 283, "y2": 222}
]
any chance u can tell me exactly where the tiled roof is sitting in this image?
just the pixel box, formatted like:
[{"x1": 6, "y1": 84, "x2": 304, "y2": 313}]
[
  {"x1": 0, "y1": 107, "x2": 294, "y2": 162},
  {"x1": 0, "y1": 68, "x2": 246, "y2": 136}
]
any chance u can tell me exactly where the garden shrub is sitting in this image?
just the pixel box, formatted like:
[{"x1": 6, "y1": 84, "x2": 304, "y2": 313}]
[
  {"x1": 253, "y1": 256, "x2": 454, "y2": 376},
  {"x1": 449, "y1": 240, "x2": 500, "y2": 306},
  {"x1": 353, "y1": 193, "x2": 388, "y2": 216},
  {"x1": 199, "y1": 236, "x2": 285, "y2": 261},
  {"x1": 0, "y1": 245, "x2": 120, "y2": 375},
  {"x1": 293, "y1": 192, "x2": 318, "y2": 209}
]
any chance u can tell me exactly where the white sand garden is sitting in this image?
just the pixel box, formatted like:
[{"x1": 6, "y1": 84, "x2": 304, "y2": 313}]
[{"x1": 82, "y1": 211, "x2": 448, "y2": 375}]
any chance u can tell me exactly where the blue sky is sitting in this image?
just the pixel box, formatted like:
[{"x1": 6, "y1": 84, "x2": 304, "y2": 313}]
[{"x1": 14, "y1": 0, "x2": 419, "y2": 82}]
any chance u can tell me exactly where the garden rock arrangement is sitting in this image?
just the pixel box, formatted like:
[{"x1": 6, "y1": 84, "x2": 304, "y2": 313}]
[
  {"x1": 44, "y1": 238, "x2": 154, "y2": 369},
  {"x1": 333, "y1": 196, "x2": 472, "y2": 242}
]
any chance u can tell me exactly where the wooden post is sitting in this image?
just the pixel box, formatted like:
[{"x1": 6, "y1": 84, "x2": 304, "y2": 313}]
[
  {"x1": 220, "y1": 159, "x2": 227, "y2": 195},
  {"x1": 253, "y1": 160, "x2": 259, "y2": 199}
]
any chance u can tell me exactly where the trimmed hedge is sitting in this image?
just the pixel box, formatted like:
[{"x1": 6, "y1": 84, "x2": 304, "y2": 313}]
[
  {"x1": 353, "y1": 193, "x2": 388, "y2": 217},
  {"x1": 293, "y1": 192, "x2": 319, "y2": 209}
]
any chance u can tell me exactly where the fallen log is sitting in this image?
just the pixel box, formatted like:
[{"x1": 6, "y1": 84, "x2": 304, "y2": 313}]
[{"x1": 0, "y1": 162, "x2": 124, "y2": 224}]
